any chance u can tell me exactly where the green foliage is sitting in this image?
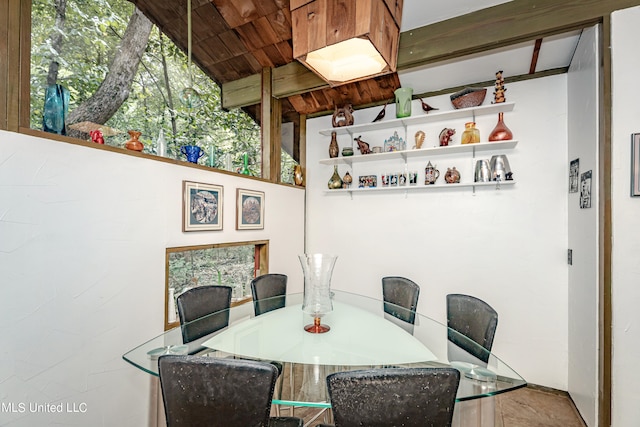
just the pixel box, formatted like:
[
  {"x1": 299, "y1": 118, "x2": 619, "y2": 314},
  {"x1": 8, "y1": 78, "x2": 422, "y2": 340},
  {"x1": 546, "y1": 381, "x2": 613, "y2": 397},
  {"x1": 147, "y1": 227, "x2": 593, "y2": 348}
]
[{"x1": 30, "y1": 0, "x2": 262, "y2": 175}]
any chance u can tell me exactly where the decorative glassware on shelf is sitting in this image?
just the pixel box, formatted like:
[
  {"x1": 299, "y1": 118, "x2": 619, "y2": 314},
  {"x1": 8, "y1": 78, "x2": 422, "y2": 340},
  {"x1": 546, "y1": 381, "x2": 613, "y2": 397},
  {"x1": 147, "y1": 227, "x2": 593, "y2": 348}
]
[
  {"x1": 328, "y1": 165, "x2": 343, "y2": 189},
  {"x1": 394, "y1": 87, "x2": 413, "y2": 118},
  {"x1": 299, "y1": 254, "x2": 337, "y2": 333},
  {"x1": 329, "y1": 131, "x2": 339, "y2": 158},
  {"x1": 461, "y1": 122, "x2": 480, "y2": 144},
  {"x1": 181, "y1": 145, "x2": 203, "y2": 163},
  {"x1": 488, "y1": 112, "x2": 513, "y2": 141},
  {"x1": 125, "y1": 130, "x2": 144, "y2": 152},
  {"x1": 240, "y1": 153, "x2": 251, "y2": 175},
  {"x1": 383, "y1": 131, "x2": 406, "y2": 152}
]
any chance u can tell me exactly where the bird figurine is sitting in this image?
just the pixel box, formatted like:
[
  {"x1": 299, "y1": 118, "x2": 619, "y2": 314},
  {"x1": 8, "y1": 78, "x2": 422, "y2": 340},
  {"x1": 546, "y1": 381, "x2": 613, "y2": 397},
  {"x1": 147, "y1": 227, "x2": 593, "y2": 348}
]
[
  {"x1": 419, "y1": 98, "x2": 439, "y2": 113},
  {"x1": 372, "y1": 101, "x2": 389, "y2": 122}
]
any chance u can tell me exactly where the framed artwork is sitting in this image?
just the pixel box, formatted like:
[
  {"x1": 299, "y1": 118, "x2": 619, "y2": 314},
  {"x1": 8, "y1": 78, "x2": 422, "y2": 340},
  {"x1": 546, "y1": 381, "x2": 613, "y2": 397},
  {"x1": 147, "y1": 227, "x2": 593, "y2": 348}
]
[
  {"x1": 569, "y1": 158, "x2": 579, "y2": 193},
  {"x1": 236, "y1": 188, "x2": 265, "y2": 230},
  {"x1": 580, "y1": 170, "x2": 592, "y2": 209},
  {"x1": 631, "y1": 133, "x2": 640, "y2": 196},
  {"x1": 182, "y1": 181, "x2": 223, "y2": 231}
]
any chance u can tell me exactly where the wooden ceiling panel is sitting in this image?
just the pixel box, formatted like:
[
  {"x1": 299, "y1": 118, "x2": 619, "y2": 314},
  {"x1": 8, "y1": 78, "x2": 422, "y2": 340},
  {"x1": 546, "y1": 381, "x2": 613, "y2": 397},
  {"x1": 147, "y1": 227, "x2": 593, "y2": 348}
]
[
  {"x1": 210, "y1": 0, "x2": 248, "y2": 28},
  {"x1": 131, "y1": 0, "x2": 402, "y2": 115}
]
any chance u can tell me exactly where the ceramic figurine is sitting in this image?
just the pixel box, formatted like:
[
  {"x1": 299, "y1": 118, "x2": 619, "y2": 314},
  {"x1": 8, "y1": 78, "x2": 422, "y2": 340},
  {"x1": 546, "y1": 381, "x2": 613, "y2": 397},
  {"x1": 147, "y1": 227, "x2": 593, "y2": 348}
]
[
  {"x1": 493, "y1": 70, "x2": 507, "y2": 104},
  {"x1": 425, "y1": 161, "x2": 440, "y2": 184},
  {"x1": 439, "y1": 128, "x2": 456, "y2": 146},
  {"x1": 332, "y1": 104, "x2": 354, "y2": 127},
  {"x1": 419, "y1": 97, "x2": 439, "y2": 113},
  {"x1": 354, "y1": 135, "x2": 371, "y2": 154},
  {"x1": 414, "y1": 130, "x2": 425, "y2": 149},
  {"x1": 90, "y1": 129, "x2": 105, "y2": 144},
  {"x1": 372, "y1": 101, "x2": 388, "y2": 122},
  {"x1": 445, "y1": 167, "x2": 461, "y2": 183}
]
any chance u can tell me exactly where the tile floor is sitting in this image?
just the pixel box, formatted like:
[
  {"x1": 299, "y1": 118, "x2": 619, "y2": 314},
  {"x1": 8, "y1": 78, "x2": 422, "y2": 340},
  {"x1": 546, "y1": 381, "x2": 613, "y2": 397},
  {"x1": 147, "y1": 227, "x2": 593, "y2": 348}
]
[{"x1": 294, "y1": 385, "x2": 587, "y2": 427}]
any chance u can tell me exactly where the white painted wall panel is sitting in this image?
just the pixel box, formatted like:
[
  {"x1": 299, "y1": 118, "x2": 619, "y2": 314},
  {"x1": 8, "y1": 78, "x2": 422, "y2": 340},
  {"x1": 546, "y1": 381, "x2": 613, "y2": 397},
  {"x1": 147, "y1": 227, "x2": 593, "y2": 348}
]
[
  {"x1": 611, "y1": 7, "x2": 640, "y2": 425},
  {"x1": 305, "y1": 76, "x2": 569, "y2": 389},
  {"x1": 0, "y1": 130, "x2": 305, "y2": 426}
]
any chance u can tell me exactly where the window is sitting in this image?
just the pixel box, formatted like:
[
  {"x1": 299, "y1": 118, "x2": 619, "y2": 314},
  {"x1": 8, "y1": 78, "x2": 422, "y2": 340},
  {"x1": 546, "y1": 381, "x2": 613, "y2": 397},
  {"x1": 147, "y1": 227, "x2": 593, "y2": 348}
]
[
  {"x1": 165, "y1": 241, "x2": 268, "y2": 330},
  {"x1": 30, "y1": 0, "x2": 263, "y2": 176}
]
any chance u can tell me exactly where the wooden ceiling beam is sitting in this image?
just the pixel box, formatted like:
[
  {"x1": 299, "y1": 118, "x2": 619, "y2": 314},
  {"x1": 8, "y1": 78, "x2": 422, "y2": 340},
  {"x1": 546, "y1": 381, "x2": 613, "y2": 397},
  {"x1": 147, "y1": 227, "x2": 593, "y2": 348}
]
[{"x1": 222, "y1": 0, "x2": 640, "y2": 110}]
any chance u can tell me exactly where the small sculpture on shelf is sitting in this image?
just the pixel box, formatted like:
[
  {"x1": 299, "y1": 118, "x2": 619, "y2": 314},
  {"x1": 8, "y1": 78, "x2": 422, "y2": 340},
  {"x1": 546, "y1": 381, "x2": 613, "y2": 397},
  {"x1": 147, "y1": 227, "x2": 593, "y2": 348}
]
[
  {"x1": 342, "y1": 171, "x2": 353, "y2": 188},
  {"x1": 372, "y1": 101, "x2": 388, "y2": 123},
  {"x1": 492, "y1": 70, "x2": 507, "y2": 104},
  {"x1": 414, "y1": 130, "x2": 425, "y2": 149},
  {"x1": 125, "y1": 130, "x2": 143, "y2": 151},
  {"x1": 90, "y1": 129, "x2": 105, "y2": 145},
  {"x1": 419, "y1": 98, "x2": 438, "y2": 113},
  {"x1": 354, "y1": 135, "x2": 371, "y2": 154},
  {"x1": 425, "y1": 161, "x2": 440, "y2": 185},
  {"x1": 445, "y1": 167, "x2": 461, "y2": 184},
  {"x1": 332, "y1": 104, "x2": 354, "y2": 127},
  {"x1": 439, "y1": 128, "x2": 456, "y2": 147}
]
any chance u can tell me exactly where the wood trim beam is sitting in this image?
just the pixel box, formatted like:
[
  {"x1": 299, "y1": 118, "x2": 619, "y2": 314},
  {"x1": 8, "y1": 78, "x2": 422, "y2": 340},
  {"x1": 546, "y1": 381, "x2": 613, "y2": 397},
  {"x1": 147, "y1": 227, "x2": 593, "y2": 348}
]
[
  {"x1": 529, "y1": 39, "x2": 543, "y2": 74},
  {"x1": 222, "y1": 0, "x2": 640, "y2": 109},
  {"x1": 0, "y1": 0, "x2": 8, "y2": 130},
  {"x1": 4, "y1": 0, "x2": 23, "y2": 131},
  {"x1": 599, "y1": 16, "x2": 613, "y2": 427},
  {"x1": 260, "y1": 67, "x2": 282, "y2": 182}
]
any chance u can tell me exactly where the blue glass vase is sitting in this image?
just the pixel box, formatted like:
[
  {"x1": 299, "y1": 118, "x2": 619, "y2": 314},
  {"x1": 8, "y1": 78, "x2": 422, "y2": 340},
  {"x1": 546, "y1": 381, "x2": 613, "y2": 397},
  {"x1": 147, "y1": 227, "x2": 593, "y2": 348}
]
[{"x1": 42, "y1": 84, "x2": 70, "y2": 135}]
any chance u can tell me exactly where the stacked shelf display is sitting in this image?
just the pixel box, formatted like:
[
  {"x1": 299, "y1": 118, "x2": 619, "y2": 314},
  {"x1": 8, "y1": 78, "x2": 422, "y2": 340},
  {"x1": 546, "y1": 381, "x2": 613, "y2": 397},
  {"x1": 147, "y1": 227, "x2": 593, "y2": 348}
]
[{"x1": 318, "y1": 102, "x2": 518, "y2": 194}]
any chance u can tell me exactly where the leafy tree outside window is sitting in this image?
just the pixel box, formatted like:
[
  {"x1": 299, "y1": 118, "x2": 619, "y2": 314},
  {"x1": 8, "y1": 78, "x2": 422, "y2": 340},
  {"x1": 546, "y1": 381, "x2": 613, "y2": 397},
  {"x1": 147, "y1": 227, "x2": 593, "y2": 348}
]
[{"x1": 30, "y1": 0, "x2": 262, "y2": 176}]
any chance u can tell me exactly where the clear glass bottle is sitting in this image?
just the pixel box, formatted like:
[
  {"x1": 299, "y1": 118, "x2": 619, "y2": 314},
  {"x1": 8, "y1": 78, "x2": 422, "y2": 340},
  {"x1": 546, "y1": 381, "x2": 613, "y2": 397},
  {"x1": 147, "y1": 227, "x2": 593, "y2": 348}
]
[{"x1": 461, "y1": 122, "x2": 480, "y2": 144}]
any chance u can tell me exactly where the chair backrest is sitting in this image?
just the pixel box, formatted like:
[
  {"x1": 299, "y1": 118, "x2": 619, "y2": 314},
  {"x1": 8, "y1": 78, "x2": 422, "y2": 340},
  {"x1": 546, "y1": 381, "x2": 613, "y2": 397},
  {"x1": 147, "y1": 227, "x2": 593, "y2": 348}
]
[
  {"x1": 382, "y1": 276, "x2": 420, "y2": 324},
  {"x1": 251, "y1": 273, "x2": 287, "y2": 316},
  {"x1": 446, "y1": 293, "x2": 498, "y2": 363},
  {"x1": 176, "y1": 285, "x2": 232, "y2": 343},
  {"x1": 326, "y1": 367, "x2": 460, "y2": 427},
  {"x1": 158, "y1": 355, "x2": 277, "y2": 427}
]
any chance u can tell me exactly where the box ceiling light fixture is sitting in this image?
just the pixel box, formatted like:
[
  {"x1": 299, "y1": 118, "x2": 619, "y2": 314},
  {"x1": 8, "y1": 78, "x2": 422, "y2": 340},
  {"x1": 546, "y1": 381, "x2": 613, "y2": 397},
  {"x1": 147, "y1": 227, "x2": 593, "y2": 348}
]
[{"x1": 291, "y1": 0, "x2": 403, "y2": 86}]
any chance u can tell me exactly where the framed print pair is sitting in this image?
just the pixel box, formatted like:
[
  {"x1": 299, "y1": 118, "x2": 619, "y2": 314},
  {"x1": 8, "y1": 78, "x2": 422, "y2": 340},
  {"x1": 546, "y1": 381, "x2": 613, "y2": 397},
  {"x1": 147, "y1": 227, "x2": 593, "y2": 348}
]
[{"x1": 182, "y1": 181, "x2": 264, "y2": 231}]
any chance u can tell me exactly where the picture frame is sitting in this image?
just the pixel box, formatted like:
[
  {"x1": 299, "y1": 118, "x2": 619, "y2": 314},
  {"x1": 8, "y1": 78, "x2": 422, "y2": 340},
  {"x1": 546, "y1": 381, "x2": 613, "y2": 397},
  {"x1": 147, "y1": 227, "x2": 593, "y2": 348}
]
[
  {"x1": 631, "y1": 133, "x2": 640, "y2": 196},
  {"x1": 236, "y1": 188, "x2": 265, "y2": 230},
  {"x1": 182, "y1": 181, "x2": 223, "y2": 232}
]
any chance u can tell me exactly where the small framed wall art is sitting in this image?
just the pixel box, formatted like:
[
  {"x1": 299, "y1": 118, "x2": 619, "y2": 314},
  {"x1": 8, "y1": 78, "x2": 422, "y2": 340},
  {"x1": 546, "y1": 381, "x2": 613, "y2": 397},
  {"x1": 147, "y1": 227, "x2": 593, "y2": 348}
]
[
  {"x1": 236, "y1": 188, "x2": 264, "y2": 230},
  {"x1": 182, "y1": 181, "x2": 223, "y2": 231},
  {"x1": 631, "y1": 133, "x2": 640, "y2": 196}
]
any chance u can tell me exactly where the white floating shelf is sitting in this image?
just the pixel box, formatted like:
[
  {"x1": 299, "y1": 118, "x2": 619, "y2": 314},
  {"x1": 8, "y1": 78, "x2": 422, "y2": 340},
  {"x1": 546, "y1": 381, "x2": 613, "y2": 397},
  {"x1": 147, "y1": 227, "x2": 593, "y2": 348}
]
[
  {"x1": 319, "y1": 102, "x2": 515, "y2": 136},
  {"x1": 323, "y1": 180, "x2": 516, "y2": 194},
  {"x1": 319, "y1": 140, "x2": 518, "y2": 166}
]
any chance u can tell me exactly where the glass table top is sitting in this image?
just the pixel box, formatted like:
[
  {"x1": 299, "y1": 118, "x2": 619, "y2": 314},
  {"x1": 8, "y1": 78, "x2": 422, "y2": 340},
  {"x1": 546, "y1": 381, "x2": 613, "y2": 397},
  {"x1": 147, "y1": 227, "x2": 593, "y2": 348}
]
[{"x1": 123, "y1": 290, "x2": 526, "y2": 408}]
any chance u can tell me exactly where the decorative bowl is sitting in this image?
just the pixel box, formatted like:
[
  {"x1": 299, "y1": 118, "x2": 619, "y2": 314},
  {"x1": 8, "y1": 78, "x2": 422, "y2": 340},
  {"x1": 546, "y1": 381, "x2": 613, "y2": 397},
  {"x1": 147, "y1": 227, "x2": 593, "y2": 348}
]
[{"x1": 450, "y1": 87, "x2": 487, "y2": 109}]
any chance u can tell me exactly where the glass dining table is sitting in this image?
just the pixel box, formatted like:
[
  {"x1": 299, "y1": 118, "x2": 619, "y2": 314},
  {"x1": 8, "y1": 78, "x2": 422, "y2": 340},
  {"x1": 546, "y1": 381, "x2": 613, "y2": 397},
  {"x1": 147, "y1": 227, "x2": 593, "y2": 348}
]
[{"x1": 123, "y1": 290, "x2": 525, "y2": 423}]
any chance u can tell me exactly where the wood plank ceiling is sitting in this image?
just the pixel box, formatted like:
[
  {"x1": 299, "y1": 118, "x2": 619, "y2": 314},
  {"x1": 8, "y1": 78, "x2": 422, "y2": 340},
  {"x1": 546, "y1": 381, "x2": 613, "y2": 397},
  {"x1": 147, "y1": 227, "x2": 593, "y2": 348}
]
[{"x1": 128, "y1": 0, "x2": 400, "y2": 118}]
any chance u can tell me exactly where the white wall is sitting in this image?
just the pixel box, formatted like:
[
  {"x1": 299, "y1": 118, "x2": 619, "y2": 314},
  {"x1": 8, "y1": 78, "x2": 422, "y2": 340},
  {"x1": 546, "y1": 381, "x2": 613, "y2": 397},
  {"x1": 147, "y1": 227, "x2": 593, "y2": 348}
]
[
  {"x1": 305, "y1": 76, "x2": 569, "y2": 389},
  {"x1": 611, "y1": 7, "x2": 640, "y2": 425},
  {"x1": 566, "y1": 25, "x2": 600, "y2": 427},
  {"x1": 0, "y1": 130, "x2": 305, "y2": 426}
]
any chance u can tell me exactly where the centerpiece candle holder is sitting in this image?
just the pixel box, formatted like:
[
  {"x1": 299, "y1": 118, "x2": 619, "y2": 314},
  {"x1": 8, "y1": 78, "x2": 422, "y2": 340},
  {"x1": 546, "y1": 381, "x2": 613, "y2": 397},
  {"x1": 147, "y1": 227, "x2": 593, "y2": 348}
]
[{"x1": 299, "y1": 254, "x2": 337, "y2": 333}]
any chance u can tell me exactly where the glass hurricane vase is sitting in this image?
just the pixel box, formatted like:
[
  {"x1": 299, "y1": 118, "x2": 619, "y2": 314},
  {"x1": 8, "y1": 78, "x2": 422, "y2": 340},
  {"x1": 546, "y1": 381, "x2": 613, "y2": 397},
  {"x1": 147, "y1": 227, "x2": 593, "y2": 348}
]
[{"x1": 299, "y1": 254, "x2": 337, "y2": 333}]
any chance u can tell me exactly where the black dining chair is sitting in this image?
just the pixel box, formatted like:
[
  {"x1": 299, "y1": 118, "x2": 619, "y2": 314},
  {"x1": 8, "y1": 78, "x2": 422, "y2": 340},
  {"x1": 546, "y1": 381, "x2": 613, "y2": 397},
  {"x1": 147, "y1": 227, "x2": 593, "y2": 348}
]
[
  {"x1": 382, "y1": 276, "x2": 420, "y2": 333},
  {"x1": 158, "y1": 355, "x2": 303, "y2": 427},
  {"x1": 251, "y1": 273, "x2": 288, "y2": 316},
  {"x1": 446, "y1": 293, "x2": 498, "y2": 364},
  {"x1": 176, "y1": 285, "x2": 232, "y2": 345},
  {"x1": 319, "y1": 367, "x2": 460, "y2": 427}
]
